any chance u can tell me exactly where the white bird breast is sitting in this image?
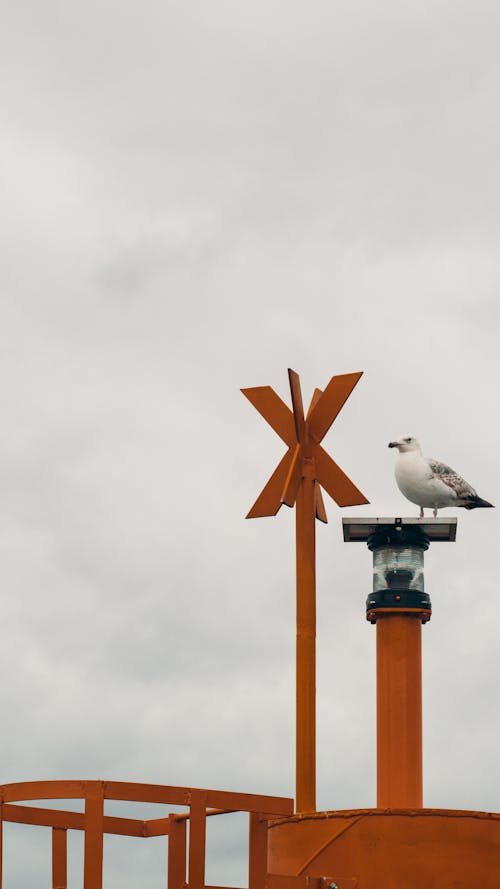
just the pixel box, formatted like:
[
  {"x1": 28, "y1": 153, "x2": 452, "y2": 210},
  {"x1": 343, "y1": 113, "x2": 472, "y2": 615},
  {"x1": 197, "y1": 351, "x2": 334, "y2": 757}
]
[{"x1": 395, "y1": 455, "x2": 457, "y2": 508}]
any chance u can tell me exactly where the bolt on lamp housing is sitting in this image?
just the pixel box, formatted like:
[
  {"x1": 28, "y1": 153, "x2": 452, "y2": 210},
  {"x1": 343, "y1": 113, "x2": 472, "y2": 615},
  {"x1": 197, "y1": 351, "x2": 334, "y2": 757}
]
[{"x1": 342, "y1": 517, "x2": 457, "y2": 623}]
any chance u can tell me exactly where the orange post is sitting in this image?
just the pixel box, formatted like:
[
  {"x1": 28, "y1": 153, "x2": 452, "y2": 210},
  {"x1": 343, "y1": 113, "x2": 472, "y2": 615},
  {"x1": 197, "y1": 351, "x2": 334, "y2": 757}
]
[
  {"x1": 376, "y1": 614, "x2": 423, "y2": 808},
  {"x1": 52, "y1": 827, "x2": 67, "y2": 889},
  {"x1": 83, "y1": 783, "x2": 104, "y2": 889},
  {"x1": 242, "y1": 369, "x2": 368, "y2": 813},
  {"x1": 0, "y1": 799, "x2": 3, "y2": 889},
  {"x1": 295, "y1": 471, "x2": 316, "y2": 813},
  {"x1": 249, "y1": 813, "x2": 268, "y2": 889},
  {"x1": 241, "y1": 368, "x2": 368, "y2": 812},
  {"x1": 188, "y1": 797, "x2": 207, "y2": 889},
  {"x1": 168, "y1": 816, "x2": 187, "y2": 889}
]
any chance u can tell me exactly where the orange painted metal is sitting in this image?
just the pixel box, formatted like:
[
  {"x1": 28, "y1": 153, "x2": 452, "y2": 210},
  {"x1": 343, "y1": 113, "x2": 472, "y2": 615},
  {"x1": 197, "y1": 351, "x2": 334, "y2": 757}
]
[
  {"x1": 52, "y1": 827, "x2": 67, "y2": 889},
  {"x1": 314, "y1": 485, "x2": 327, "y2": 525},
  {"x1": 3, "y1": 802, "x2": 145, "y2": 836},
  {"x1": 0, "y1": 780, "x2": 293, "y2": 888},
  {"x1": 247, "y1": 450, "x2": 294, "y2": 519},
  {"x1": 249, "y1": 813, "x2": 268, "y2": 889},
  {"x1": 168, "y1": 815, "x2": 187, "y2": 889},
  {"x1": 240, "y1": 387, "x2": 296, "y2": 447},
  {"x1": 84, "y1": 782, "x2": 104, "y2": 889},
  {"x1": 296, "y1": 474, "x2": 316, "y2": 813},
  {"x1": 243, "y1": 369, "x2": 368, "y2": 813},
  {"x1": 189, "y1": 796, "x2": 207, "y2": 889},
  {"x1": 268, "y1": 808, "x2": 500, "y2": 889},
  {"x1": 267, "y1": 877, "x2": 357, "y2": 889},
  {"x1": 242, "y1": 370, "x2": 368, "y2": 520},
  {"x1": 376, "y1": 615, "x2": 423, "y2": 808},
  {"x1": 0, "y1": 799, "x2": 3, "y2": 889}
]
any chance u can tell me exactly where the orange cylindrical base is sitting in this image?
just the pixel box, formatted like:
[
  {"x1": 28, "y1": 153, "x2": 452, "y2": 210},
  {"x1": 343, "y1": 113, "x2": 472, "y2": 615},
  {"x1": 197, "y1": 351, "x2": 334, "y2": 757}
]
[
  {"x1": 268, "y1": 809, "x2": 500, "y2": 889},
  {"x1": 376, "y1": 614, "x2": 423, "y2": 808}
]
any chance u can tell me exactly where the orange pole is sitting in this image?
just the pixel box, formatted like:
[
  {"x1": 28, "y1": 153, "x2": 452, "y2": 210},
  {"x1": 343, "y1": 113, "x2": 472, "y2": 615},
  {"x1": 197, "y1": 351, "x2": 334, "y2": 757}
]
[
  {"x1": 83, "y1": 783, "x2": 104, "y2": 889},
  {"x1": 376, "y1": 614, "x2": 423, "y2": 808},
  {"x1": 248, "y1": 813, "x2": 268, "y2": 889},
  {"x1": 168, "y1": 816, "x2": 187, "y2": 889},
  {"x1": 188, "y1": 797, "x2": 207, "y2": 889},
  {"x1": 52, "y1": 827, "x2": 67, "y2": 889},
  {"x1": 295, "y1": 470, "x2": 316, "y2": 813}
]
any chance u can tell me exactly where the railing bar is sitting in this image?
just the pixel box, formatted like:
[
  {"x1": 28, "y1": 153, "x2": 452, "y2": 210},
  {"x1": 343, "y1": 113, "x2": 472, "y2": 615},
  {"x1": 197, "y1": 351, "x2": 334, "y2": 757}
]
[
  {"x1": 2, "y1": 803, "x2": 144, "y2": 837},
  {"x1": 0, "y1": 781, "x2": 292, "y2": 816},
  {"x1": 173, "y1": 807, "x2": 235, "y2": 823}
]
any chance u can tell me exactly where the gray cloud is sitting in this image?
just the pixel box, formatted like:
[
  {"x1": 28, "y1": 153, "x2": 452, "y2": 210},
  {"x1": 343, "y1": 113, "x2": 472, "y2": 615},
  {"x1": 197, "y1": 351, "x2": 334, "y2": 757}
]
[{"x1": 1, "y1": 0, "x2": 499, "y2": 885}]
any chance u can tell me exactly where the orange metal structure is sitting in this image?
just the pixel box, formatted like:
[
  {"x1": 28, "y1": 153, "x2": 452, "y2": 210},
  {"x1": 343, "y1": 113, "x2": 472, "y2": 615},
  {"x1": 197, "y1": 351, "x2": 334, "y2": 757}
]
[
  {"x1": 0, "y1": 780, "x2": 293, "y2": 889},
  {"x1": 242, "y1": 369, "x2": 368, "y2": 812},
  {"x1": 5, "y1": 369, "x2": 499, "y2": 886},
  {"x1": 375, "y1": 611, "x2": 425, "y2": 808},
  {"x1": 268, "y1": 808, "x2": 500, "y2": 888}
]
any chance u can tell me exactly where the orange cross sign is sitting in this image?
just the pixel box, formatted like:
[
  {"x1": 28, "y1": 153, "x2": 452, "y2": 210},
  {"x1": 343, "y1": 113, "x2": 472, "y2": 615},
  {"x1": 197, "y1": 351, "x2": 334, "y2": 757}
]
[
  {"x1": 242, "y1": 369, "x2": 369, "y2": 521},
  {"x1": 242, "y1": 368, "x2": 368, "y2": 814}
]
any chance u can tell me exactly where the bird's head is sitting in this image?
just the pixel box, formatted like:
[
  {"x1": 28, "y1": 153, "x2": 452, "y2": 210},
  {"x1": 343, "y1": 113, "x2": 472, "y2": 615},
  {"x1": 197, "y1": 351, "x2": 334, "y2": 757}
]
[{"x1": 388, "y1": 435, "x2": 422, "y2": 454}]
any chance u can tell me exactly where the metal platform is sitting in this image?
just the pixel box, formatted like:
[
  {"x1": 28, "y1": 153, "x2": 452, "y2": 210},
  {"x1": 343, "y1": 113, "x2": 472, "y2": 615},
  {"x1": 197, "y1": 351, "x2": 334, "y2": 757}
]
[{"x1": 342, "y1": 516, "x2": 457, "y2": 543}]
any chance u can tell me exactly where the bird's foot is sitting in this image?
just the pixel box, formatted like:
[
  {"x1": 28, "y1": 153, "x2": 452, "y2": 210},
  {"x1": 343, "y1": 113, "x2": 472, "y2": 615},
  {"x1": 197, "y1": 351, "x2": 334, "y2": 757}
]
[
  {"x1": 433, "y1": 508, "x2": 438, "y2": 518},
  {"x1": 419, "y1": 507, "x2": 424, "y2": 519}
]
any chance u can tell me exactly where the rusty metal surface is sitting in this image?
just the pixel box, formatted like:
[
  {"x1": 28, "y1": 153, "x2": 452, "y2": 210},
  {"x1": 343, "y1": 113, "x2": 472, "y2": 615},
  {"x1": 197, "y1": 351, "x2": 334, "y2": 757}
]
[{"x1": 243, "y1": 369, "x2": 368, "y2": 815}]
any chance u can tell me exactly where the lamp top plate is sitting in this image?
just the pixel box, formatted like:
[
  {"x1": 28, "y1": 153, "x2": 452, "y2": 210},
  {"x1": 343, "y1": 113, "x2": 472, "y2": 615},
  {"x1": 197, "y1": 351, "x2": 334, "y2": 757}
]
[{"x1": 342, "y1": 516, "x2": 457, "y2": 542}]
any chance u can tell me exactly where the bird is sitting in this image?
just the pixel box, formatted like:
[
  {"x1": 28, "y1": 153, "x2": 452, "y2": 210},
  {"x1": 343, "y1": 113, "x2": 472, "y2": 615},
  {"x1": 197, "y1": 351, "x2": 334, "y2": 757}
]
[{"x1": 388, "y1": 436, "x2": 494, "y2": 517}]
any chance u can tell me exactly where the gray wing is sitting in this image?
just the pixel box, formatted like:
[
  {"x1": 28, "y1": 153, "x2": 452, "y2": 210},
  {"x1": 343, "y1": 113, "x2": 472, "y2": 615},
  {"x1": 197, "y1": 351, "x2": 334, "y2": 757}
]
[{"x1": 427, "y1": 457, "x2": 477, "y2": 499}]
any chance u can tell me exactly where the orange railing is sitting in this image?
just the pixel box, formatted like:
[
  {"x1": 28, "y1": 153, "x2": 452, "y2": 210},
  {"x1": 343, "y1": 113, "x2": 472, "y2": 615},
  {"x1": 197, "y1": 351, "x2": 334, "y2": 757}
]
[{"x1": 0, "y1": 780, "x2": 294, "y2": 889}]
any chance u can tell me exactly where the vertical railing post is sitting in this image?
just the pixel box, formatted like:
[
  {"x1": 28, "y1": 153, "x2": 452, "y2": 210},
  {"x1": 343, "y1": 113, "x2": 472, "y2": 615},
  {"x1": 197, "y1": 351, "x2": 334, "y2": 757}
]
[
  {"x1": 0, "y1": 798, "x2": 3, "y2": 889},
  {"x1": 52, "y1": 827, "x2": 68, "y2": 889},
  {"x1": 168, "y1": 815, "x2": 187, "y2": 889},
  {"x1": 188, "y1": 794, "x2": 206, "y2": 889},
  {"x1": 249, "y1": 813, "x2": 268, "y2": 889},
  {"x1": 83, "y1": 782, "x2": 104, "y2": 889}
]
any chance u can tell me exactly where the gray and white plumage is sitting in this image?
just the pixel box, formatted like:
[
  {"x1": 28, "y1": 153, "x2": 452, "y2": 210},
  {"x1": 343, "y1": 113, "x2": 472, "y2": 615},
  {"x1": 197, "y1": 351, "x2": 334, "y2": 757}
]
[{"x1": 388, "y1": 436, "x2": 494, "y2": 517}]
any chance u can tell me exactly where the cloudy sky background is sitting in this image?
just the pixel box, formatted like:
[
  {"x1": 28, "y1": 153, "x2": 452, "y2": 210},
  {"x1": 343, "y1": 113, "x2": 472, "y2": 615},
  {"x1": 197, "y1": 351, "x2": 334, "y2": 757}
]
[{"x1": 1, "y1": 0, "x2": 499, "y2": 885}]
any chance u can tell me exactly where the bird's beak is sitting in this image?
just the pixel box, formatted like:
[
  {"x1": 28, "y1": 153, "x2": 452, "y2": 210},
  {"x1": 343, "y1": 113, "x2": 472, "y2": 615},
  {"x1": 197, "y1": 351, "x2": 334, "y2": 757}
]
[{"x1": 388, "y1": 441, "x2": 398, "y2": 448}]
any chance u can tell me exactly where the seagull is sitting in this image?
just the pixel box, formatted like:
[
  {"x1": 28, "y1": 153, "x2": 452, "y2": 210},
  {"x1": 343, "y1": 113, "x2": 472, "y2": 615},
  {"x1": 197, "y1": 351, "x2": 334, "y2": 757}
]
[{"x1": 388, "y1": 436, "x2": 494, "y2": 517}]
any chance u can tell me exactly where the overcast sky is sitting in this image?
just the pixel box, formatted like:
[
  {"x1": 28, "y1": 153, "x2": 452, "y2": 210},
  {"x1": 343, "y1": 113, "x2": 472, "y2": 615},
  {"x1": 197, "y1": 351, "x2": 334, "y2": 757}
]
[{"x1": 1, "y1": 0, "x2": 499, "y2": 885}]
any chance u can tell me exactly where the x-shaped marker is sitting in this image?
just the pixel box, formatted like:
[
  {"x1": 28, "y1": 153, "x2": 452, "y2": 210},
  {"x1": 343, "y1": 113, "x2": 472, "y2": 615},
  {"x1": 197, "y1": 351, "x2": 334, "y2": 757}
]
[{"x1": 242, "y1": 369, "x2": 369, "y2": 521}]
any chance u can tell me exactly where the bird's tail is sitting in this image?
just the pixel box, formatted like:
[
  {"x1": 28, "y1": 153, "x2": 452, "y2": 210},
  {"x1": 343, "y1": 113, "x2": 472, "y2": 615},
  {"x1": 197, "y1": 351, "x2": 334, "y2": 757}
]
[{"x1": 463, "y1": 496, "x2": 494, "y2": 510}]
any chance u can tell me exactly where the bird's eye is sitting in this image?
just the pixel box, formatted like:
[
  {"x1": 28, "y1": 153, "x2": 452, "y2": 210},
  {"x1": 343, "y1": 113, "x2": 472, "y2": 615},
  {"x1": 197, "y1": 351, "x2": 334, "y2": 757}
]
[{"x1": 404, "y1": 437, "x2": 413, "y2": 443}]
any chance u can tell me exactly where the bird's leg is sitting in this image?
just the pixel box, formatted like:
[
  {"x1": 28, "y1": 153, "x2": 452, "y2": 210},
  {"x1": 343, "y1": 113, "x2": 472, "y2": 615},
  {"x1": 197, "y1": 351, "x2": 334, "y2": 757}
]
[
  {"x1": 419, "y1": 507, "x2": 424, "y2": 519},
  {"x1": 433, "y1": 507, "x2": 438, "y2": 518}
]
